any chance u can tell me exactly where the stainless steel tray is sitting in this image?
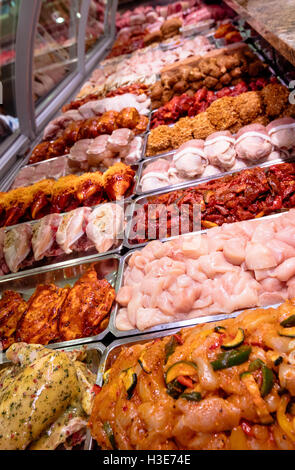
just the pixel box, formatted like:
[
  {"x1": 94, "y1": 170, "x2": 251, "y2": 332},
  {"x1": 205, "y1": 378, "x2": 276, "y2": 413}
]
[
  {"x1": 0, "y1": 341, "x2": 104, "y2": 451},
  {"x1": 135, "y1": 151, "x2": 295, "y2": 196},
  {"x1": 0, "y1": 198, "x2": 131, "y2": 281},
  {"x1": 0, "y1": 253, "x2": 120, "y2": 348},
  {"x1": 109, "y1": 241, "x2": 283, "y2": 337},
  {"x1": 124, "y1": 163, "x2": 292, "y2": 249}
]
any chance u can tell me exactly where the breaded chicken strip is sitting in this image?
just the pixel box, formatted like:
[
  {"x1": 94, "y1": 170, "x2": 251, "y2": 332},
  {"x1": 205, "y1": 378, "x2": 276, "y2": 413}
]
[
  {"x1": 261, "y1": 83, "x2": 290, "y2": 118},
  {"x1": 207, "y1": 96, "x2": 238, "y2": 130},
  {"x1": 234, "y1": 91, "x2": 263, "y2": 124},
  {"x1": 191, "y1": 112, "x2": 216, "y2": 139}
]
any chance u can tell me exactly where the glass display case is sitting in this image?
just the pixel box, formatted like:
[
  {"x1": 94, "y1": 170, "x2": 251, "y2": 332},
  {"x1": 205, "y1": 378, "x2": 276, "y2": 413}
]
[
  {"x1": 85, "y1": 0, "x2": 107, "y2": 55},
  {"x1": 33, "y1": 0, "x2": 81, "y2": 103},
  {"x1": 0, "y1": 0, "x2": 21, "y2": 143},
  {"x1": 0, "y1": 0, "x2": 117, "y2": 185}
]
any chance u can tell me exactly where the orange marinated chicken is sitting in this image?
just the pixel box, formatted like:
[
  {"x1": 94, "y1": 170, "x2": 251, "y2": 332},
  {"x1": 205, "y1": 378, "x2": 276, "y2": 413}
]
[
  {"x1": 0, "y1": 291, "x2": 27, "y2": 350},
  {"x1": 0, "y1": 162, "x2": 134, "y2": 227},
  {"x1": 17, "y1": 284, "x2": 70, "y2": 345},
  {"x1": 103, "y1": 162, "x2": 135, "y2": 200},
  {"x1": 89, "y1": 299, "x2": 295, "y2": 450},
  {"x1": 59, "y1": 267, "x2": 115, "y2": 341}
]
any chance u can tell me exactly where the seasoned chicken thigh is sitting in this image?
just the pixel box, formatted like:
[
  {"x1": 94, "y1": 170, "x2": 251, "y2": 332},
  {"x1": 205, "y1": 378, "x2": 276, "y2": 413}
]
[{"x1": 0, "y1": 343, "x2": 96, "y2": 450}]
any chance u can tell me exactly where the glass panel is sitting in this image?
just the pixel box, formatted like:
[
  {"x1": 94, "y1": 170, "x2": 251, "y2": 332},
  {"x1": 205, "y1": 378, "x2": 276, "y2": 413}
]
[
  {"x1": 85, "y1": 0, "x2": 107, "y2": 55},
  {"x1": 0, "y1": 0, "x2": 21, "y2": 144},
  {"x1": 33, "y1": 0, "x2": 81, "y2": 105}
]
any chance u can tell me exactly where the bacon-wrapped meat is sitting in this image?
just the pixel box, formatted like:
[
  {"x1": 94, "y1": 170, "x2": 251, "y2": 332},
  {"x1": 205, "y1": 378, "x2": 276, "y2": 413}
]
[{"x1": 28, "y1": 108, "x2": 148, "y2": 164}]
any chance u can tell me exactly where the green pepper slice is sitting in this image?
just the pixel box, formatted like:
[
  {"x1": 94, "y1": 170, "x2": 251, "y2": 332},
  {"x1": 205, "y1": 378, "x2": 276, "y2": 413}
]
[
  {"x1": 243, "y1": 359, "x2": 274, "y2": 397},
  {"x1": 280, "y1": 314, "x2": 295, "y2": 328},
  {"x1": 166, "y1": 378, "x2": 185, "y2": 399},
  {"x1": 260, "y1": 365, "x2": 274, "y2": 397},
  {"x1": 165, "y1": 336, "x2": 178, "y2": 363},
  {"x1": 211, "y1": 346, "x2": 252, "y2": 371},
  {"x1": 180, "y1": 391, "x2": 202, "y2": 402},
  {"x1": 103, "y1": 421, "x2": 117, "y2": 450}
]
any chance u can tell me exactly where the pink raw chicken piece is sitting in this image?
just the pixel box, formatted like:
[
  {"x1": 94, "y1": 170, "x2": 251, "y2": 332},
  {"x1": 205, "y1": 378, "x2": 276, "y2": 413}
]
[
  {"x1": 3, "y1": 224, "x2": 32, "y2": 273},
  {"x1": 69, "y1": 139, "x2": 93, "y2": 170},
  {"x1": 172, "y1": 139, "x2": 208, "y2": 178},
  {"x1": 116, "y1": 209, "x2": 295, "y2": 331},
  {"x1": 121, "y1": 136, "x2": 143, "y2": 164},
  {"x1": 86, "y1": 203, "x2": 124, "y2": 253},
  {"x1": 204, "y1": 131, "x2": 236, "y2": 169},
  {"x1": 107, "y1": 129, "x2": 134, "y2": 153},
  {"x1": 56, "y1": 207, "x2": 91, "y2": 254},
  {"x1": 267, "y1": 117, "x2": 295, "y2": 150},
  {"x1": 32, "y1": 213, "x2": 63, "y2": 261},
  {"x1": 87, "y1": 134, "x2": 114, "y2": 167},
  {"x1": 141, "y1": 158, "x2": 171, "y2": 192}
]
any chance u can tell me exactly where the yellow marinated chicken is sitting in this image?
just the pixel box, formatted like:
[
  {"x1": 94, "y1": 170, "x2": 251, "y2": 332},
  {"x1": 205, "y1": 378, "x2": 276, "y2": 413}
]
[{"x1": 0, "y1": 343, "x2": 96, "y2": 450}]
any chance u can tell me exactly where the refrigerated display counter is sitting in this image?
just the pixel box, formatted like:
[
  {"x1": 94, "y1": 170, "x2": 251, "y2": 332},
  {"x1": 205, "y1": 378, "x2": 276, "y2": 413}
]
[{"x1": 0, "y1": 0, "x2": 117, "y2": 184}]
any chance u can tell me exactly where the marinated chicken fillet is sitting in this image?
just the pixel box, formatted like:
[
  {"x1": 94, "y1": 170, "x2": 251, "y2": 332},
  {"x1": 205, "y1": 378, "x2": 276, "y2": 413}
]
[
  {"x1": 17, "y1": 284, "x2": 70, "y2": 345},
  {"x1": 90, "y1": 300, "x2": 295, "y2": 450},
  {"x1": 59, "y1": 267, "x2": 115, "y2": 341},
  {"x1": 0, "y1": 343, "x2": 80, "y2": 450},
  {"x1": 0, "y1": 291, "x2": 27, "y2": 350}
]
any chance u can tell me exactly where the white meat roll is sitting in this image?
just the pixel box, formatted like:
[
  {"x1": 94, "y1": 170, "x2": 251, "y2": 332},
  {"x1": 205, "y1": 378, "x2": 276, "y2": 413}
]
[
  {"x1": 235, "y1": 124, "x2": 273, "y2": 162},
  {"x1": 204, "y1": 131, "x2": 236, "y2": 169},
  {"x1": 267, "y1": 117, "x2": 295, "y2": 150},
  {"x1": 173, "y1": 139, "x2": 207, "y2": 178}
]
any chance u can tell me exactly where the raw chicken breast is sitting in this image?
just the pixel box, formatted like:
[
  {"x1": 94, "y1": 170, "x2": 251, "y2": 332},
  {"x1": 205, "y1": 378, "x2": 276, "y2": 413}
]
[
  {"x1": 116, "y1": 208, "x2": 295, "y2": 331},
  {"x1": 107, "y1": 129, "x2": 134, "y2": 153},
  {"x1": 141, "y1": 158, "x2": 171, "y2": 192},
  {"x1": 4, "y1": 224, "x2": 32, "y2": 273},
  {"x1": 267, "y1": 117, "x2": 295, "y2": 150},
  {"x1": 87, "y1": 135, "x2": 113, "y2": 166},
  {"x1": 140, "y1": 172, "x2": 170, "y2": 192},
  {"x1": 204, "y1": 131, "x2": 236, "y2": 169},
  {"x1": 69, "y1": 139, "x2": 93, "y2": 170},
  {"x1": 235, "y1": 124, "x2": 273, "y2": 162},
  {"x1": 122, "y1": 136, "x2": 143, "y2": 164},
  {"x1": 32, "y1": 214, "x2": 62, "y2": 261},
  {"x1": 56, "y1": 207, "x2": 91, "y2": 254},
  {"x1": 86, "y1": 203, "x2": 124, "y2": 253}
]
